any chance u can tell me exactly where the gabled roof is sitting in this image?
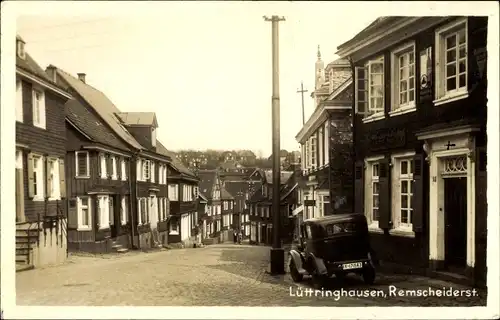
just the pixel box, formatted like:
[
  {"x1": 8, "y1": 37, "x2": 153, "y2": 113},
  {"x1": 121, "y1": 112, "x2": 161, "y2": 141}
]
[
  {"x1": 337, "y1": 17, "x2": 397, "y2": 50},
  {"x1": 116, "y1": 112, "x2": 158, "y2": 128},
  {"x1": 65, "y1": 98, "x2": 131, "y2": 152},
  {"x1": 220, "y1": 186, "x2": 234, "y2": 200},
  {"x1": 17, "y1": 53, "x2": 53, "y2": 83},
  {"x1": 156, "y1": 140, "x2": 195, "y2": 177},
  {"x1": 15, "y1": 38, "x2": 71, "y2": 97},
  {"x1": 54, "y1": 67, "x2": 144, "y2": 150},
  {"x1": 198, "y1": 170, "x2": 218, "y2": 199},
  {"x1": 326, "y1": 58, "x2": 350, "y2": 70},
  {"x1": 263, "y1": 170, "x2": 293, "y2": 185},
  {"x1": 224, "y1": 181, "x2": 249, "y2": 198}
]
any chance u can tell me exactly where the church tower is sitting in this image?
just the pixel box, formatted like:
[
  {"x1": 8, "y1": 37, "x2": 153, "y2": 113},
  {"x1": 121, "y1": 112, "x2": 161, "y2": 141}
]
[{"x1": 315, "y1": 45, "x2": 325, "y2": 90}]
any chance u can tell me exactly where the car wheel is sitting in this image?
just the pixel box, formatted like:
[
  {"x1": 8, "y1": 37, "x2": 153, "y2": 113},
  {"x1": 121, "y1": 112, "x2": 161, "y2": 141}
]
[
  {"x1": 312, "y1": 272, "x2": 328, "y2": 290},
  {"x1": 362, "y1": 266, "x2": 376, "y2": 285},
  {"x1": 289, "y1": 259, "x2": 303, "y2": 283},
  {"x1": 335, "y1": 272, "x2": 346, "y2": 282}
]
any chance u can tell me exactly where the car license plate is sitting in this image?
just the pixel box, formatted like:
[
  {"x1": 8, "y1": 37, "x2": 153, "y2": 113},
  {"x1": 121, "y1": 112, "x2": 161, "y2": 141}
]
[{"x1": 342, "y1": 262, "x2": 363, "y2": 270}]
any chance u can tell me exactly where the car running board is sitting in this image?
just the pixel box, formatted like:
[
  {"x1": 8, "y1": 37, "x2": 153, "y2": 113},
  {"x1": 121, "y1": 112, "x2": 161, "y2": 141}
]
[{"x1": 298, "y1": 267, "x2": 307, "y2": 275}]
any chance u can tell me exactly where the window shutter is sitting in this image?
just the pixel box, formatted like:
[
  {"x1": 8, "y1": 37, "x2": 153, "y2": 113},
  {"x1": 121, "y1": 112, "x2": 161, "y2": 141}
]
[
  {"x1": 355, "y1": 66, "x2": 367, "y2": 116},
  {"x1": 151, "y1": 162, "x2": 156, "y2": 183},
  {"x1": 378, "y1": 158, "x2": 391, "y2": 229},
  {"x1": 27, "y1": 153, "x2": 35, "y2": 198},
  {"x1": 136, "y1": 159, "x2": 141, "y2": 180},
  {"x1": 354, "y1": 160, "x2": 364, "y2": 214},
  {"x1": 59, "y1": 158, "x2": 66, "y2": 198},
  {"x1": 46, "y1": 158, "x2": 53, "y2": 198},
  {"x1": 95, "y1": 197, "x2": 101, "y2": 229},
  {"x1": 412, "y1": 153, "x2": 425, "y2": 232},
  {"x1": 475, "y1": 147, "x2": 487, "y2": 275},
  {"x1": 117, "y1": 157, "x2": 122, "y2": 180},
  {"x1": 97, "y1": 154, "x2": 102, "y2": 177},
  {"x1": 107, "y1": 155, "x2": 113, "y2": 178},
  {"x1": 68, "y1": 198, "x2": 78, "y2": 229}
]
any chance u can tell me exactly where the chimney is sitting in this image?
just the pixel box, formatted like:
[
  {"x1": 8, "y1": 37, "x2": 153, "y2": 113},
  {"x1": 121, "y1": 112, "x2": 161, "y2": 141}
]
[
  {"x1": 16, "y1": 36, "x2": 26, "y2": 59},
  {"x1": 45, "y1": 65, "x2": 57, "y2": 83},
  {"x1": 77, "y1": 73, "x2": 86, "y2": 83}
]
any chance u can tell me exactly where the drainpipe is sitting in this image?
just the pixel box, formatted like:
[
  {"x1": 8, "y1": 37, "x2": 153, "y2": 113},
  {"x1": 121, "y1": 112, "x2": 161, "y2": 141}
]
[{"x1": 129, "y1": 149, "x2": 141, "y2": 250}]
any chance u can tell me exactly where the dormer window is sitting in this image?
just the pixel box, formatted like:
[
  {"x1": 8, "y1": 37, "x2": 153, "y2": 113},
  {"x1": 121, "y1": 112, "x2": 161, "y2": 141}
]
[{"x1": 16, "y1": 37, "x2": 26, "y2": 59}]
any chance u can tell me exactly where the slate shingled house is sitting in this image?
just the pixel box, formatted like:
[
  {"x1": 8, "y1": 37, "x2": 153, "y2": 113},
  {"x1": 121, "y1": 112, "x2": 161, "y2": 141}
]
[
  {"x1": 15, "y1": 36, "x2": 73, "y2": 269},
  {"x1": 49, "y1": 66, "x2": 194, "y2": 251},
  {"x1": 336, "y1": 16, "x2": 488, "y2": 286}
]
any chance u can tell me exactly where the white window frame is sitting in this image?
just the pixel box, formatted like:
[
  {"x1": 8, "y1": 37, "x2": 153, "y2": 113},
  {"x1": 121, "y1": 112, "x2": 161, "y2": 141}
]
[
  {"x1": 158, "y1": 165, "x2": 164, "y2": 184},
  {"x1": 75, "y1": 151, "x2": 90, "y2": 178},
  {"x1": 111, "y1": 156, "x2": 118, "y2": 180},
  {"x1": 169, "y1": 219, "x2": 179, "y2": 235},
  {"x1": 364, "y1": 156, "x2": 384, "y2": 231},
  {"x1": 121, "y1": 158, "x2": 127, "y2": 181},
  {"x1": 47, "y1": 157, "x2": 61, "y2": 200},
  {"x1": 16, "y1": 80, "x2": 23, "y2": 122},
  {"x1": 32, "y1": 87, "x2": 46, "y2": 129},
  {"x1": 121, "y1": 196, "x2": 128, "y2": 225},
  {"x1": 151, "y1": 161, "x2": 155, "y2": 183},
  {"x1": 390, "y1": 152, "x2": 416, "y2": 236},
  {"x1": 310, "y1": 134, "x2": 317, "y2": 169},
  {"x1": 224, "y1": 201, "x2": 228, "y2": 210},
  {"x1": 77, "y1": 196, "x2": 92, "y2": 231},
  {"x1": 136, "y1": 158, "x2": 143, "y2": 181},
  {"x1": 355, "y1": 56, "x2": 385, "y2": 123},
  {"x1": 143, "y1": 159, "x2": 151, "y2": 181},
  {"x1": 390, "y1": 41, "x2": 417, "y2": 116},
  {"x1": 434, "y1": 18, "x2": 469, "y2": 106},
  {"x1": 32, "y1": 154, "x2": 45, "y2": 201},
  {"x1": 168, "y1": 184, "x2": 179, "y2": 201},
  {"x1": 97, "y1": 195, "x2": 110, "y2": 230},
  {"x1": 137, "y1": 197, "x2": 144, "y2": 225},
  {"x1": 100, "y1": 153, "x2": 107, "y2": 179}
]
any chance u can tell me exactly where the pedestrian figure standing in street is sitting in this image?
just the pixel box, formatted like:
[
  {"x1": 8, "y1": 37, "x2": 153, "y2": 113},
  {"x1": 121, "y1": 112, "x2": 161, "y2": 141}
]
[
  {"x1": 238, "y1": 231, "x2": 242, "y2": 244},
  {"x1": 233, "y1": 230, "x2": 237, "y2": 244}
]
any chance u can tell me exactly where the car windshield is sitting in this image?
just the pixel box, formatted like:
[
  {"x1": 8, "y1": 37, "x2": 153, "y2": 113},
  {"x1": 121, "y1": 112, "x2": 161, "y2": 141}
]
[{"x1": 325, "y1": 222, "x2": 358, "y2": 236}]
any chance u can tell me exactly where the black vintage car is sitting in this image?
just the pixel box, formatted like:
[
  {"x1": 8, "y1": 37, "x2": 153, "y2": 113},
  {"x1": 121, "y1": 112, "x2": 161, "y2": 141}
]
[{"x1": 288, "y1": 213, "x2": 377, "y2": 288}]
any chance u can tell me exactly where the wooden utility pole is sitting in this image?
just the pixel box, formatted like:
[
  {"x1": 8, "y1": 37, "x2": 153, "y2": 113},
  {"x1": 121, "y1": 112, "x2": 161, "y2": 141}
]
[
  {"x1": 264, "y1": 14, "x2": 285, "y2": 275},
  {"x1": 297, "y1": 81, "x2": 308, "y2": 125}
]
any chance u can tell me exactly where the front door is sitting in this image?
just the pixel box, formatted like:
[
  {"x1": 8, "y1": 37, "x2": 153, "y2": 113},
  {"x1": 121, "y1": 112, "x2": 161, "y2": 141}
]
[
  {"x1": 150, "y1": 194, "x2": 158, "y2": 229},
  {"x1": 444, "y1": 177, "x2": 467, "y2": 269},
  {"x1": 110, "y1": 196, "x2": 119, "y2": 238}
]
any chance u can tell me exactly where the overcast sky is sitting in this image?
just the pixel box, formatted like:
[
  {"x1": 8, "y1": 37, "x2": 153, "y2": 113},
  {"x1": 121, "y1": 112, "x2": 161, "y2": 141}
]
[
  {"x1": 14, "y1": 1, "x2": 495, "y2": 157},
  {"x1": 14, "y1": 2, "x2": 380, "y2": 157}
]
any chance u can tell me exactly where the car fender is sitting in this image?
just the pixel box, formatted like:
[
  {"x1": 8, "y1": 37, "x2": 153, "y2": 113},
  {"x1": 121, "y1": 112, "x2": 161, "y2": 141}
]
[
  {"x1": 289, "y1": 250, "x2": 307, "y2": 274},
  {"x1": 309, "y1": 253, "x2": 328, "y2": 275}
]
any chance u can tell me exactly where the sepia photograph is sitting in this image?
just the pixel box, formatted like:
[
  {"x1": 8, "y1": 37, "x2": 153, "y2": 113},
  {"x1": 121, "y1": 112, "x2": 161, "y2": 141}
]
[{"x1": 1, "y1": 1, "x2": 498, "y2": 319}]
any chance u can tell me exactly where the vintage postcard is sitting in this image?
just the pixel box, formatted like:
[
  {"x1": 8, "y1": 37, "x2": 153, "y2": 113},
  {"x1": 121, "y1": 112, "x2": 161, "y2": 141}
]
[{"x1": 1, "y1": 1, "x2": 498, "y2": 319}]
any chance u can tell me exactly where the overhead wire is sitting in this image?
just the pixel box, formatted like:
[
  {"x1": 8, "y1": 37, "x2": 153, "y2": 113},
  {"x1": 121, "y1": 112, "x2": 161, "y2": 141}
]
[{"x1": 16, "y1": 17, "x2": 114, "y2": 33}]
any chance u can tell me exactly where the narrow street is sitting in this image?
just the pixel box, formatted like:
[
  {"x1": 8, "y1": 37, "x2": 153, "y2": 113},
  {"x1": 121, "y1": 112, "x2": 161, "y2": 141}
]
[{"x1": 16, "y1": 244, "x2": 485, "y2": 307}]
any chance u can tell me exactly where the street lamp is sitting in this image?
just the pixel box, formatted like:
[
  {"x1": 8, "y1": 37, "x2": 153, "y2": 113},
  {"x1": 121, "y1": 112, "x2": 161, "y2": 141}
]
[{"x1": 264, "y1": 15, "x2": 286, "y2": 275}]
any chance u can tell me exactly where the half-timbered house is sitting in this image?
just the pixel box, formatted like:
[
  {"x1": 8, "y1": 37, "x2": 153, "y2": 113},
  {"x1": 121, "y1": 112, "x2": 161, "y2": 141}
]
[
  {"x1": 336, "y1": 16, "x2": 488, "y2": 286},
  {"x1": 156, "y1": 142, "x2": 199, "y2": 246},
  {"x1": 15, "y1": 36, "x2": 73, "y2": 269},
  {"x1": 247, "y1": 170, "x2": 295, "y2": 245},
  {"x1": 198, "y1": 170, "x2": 222, "y2": 244}
]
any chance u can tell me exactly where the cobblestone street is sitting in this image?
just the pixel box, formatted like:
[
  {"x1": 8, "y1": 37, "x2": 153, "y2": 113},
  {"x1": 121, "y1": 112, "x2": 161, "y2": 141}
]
[{"x1": 16, "y1": 244, "x2": 486, "y2": 306}]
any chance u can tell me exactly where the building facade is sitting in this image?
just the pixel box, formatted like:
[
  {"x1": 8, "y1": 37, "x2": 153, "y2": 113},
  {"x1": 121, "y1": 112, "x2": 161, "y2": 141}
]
[
  {"x1": 336, "y1": 16, "x2": 488, "y2": 286},
  {"x1": 15, "y1": 36, "x2": 73, "y2": 269},
  {"x1": 295, "y1": 50, "x2": 354, "y2": 225}
]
